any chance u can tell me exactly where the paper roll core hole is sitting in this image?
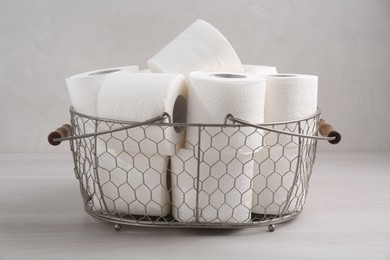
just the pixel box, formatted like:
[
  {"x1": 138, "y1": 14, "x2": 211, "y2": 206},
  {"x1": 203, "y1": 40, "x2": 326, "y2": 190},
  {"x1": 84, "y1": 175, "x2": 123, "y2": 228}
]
[
  {"x1": 212, "y1": 73, "x2": 246, "y2": 79},
  {"x1": 268, "y1": 74, "x2": 297, "y2": 78},
  {"x1": 89, "y1": 69, "x2": 121, "y2": 76},
  {"x1": 172, "y1": 95, "x2": 187, "y2": 133}
]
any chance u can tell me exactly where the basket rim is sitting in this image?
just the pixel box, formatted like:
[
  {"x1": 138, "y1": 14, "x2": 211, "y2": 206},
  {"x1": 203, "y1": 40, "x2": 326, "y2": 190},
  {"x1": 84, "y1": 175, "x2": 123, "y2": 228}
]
[{"x1": 69, "y1": 106, "x2": 321, "y2": 127}]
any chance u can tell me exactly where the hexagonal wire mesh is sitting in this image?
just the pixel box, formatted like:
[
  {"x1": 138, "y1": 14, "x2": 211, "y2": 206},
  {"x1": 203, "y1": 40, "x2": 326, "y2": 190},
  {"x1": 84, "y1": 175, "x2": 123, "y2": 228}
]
[{"x1": 69, "y1": 108, "x2": 320, "y2": 228}]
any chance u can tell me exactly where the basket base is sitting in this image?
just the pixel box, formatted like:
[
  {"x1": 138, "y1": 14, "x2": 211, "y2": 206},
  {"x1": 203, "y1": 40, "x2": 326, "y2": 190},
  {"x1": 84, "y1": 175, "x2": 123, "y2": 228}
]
[
  {"x1": 114, "y1": 223, "x2": 122, "y2": 231},
  {"x1": 84, "y1": 206, "x2": 301, "y2": 231}
]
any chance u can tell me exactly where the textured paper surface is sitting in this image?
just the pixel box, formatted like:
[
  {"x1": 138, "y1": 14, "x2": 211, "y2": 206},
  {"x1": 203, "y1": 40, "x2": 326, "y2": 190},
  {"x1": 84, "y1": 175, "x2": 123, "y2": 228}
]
[
  {"x1": 186, "y1": 71, "x2": 266, "y2": 153},
  {"x1": 148, "y1": 20, "x2": 243, "y2": 78},
  {"x1": 66, "y1": 66, "x2": 139, "y2": 116},
  {"x1": 171, "y1": 148, "x2": 254, "y2": 223},
  {"x1": 252, "y1": 145, "x2": 305, "y2": 215},
  {"x1": 243, "y1": 64, "x2": 277, "y2": 75},
  {"x1": 92, "y1": 144, "x2": 170, "y2": 216},
  {"x1": 97, "y1": 71, "x2": 187, "y2": 155},
  {"x1": 264, "y1": 74, "x2": 318, "y2": 146}
]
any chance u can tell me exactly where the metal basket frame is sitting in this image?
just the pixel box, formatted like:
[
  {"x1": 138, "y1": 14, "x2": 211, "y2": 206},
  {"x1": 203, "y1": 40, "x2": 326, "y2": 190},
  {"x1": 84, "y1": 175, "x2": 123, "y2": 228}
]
[{"x1": 53, "y1": 107, "x2": 336, "y2": 232}]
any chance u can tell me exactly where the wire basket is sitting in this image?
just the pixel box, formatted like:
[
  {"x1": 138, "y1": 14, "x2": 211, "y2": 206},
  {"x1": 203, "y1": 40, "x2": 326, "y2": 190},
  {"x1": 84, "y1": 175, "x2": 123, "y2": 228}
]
[{"x1": 48, "y1": 107, "x2": 340, "y2": 232}]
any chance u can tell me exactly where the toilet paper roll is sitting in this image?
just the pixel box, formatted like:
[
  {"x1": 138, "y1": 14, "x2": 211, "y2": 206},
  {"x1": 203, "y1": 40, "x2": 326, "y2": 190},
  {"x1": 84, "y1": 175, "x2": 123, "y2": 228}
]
[
  {"x1": 171, "y1": 149, "x2": 198, "y2": 222},
  {"x1": 97, "y1": 71, "x2": 187, "y2": 156},
  {"x1": 264, "y1": 74, "x2": 318, "y2": 146},
  {"x1": 66, "y1": 66, "x2": 139, "y2": 116},
  {"x1": 243, "y1": 65, "x2": 277, "y2": 75},
  {"x1": 171, "y1": 148, "x2": 255, "y2": 223},
  {"x1": 148, "y1": 20, "x2": 243, "y2": 78},
  {"x1": 252, "y1": 145, "x2": 305, "y2": 215},
  {"x1": 186, "y1": 71, "x2": 266, "y2": 153},
  {"x1": 67, "y1": 66, "x2": 139, "y2": 140},
  {"x1": 92, "y1": 144, "x2": 170, "y2": 216}
]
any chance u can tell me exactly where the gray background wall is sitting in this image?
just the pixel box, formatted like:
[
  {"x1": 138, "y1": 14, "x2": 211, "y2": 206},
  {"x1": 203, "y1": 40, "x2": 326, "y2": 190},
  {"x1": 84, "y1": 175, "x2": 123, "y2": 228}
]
[{"x1": 0, "y1": 0, "x2": 389, "y2": 153}]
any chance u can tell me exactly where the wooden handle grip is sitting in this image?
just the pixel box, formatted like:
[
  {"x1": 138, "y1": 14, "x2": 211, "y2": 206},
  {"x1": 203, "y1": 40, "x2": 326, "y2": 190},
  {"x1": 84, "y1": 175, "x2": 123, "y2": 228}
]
[
  {"x1": 48, "y1": 124, "x2": 72, "y2": 146},
  {"x1": 319, "y1": 119, "x2": 341, "y2": 144}
]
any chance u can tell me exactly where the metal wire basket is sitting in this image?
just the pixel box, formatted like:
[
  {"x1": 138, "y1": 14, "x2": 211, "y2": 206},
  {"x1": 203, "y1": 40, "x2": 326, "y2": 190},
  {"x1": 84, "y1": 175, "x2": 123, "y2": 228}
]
[{"x1": 48, "y1": 107, "x2": 340, "y2": 232}]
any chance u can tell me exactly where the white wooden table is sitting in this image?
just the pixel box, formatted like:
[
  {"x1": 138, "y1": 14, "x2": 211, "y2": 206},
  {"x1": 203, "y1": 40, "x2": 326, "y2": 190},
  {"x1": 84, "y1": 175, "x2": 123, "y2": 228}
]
[{"x1": 1, "y1": 152, "x2": 389, "y2": 259}]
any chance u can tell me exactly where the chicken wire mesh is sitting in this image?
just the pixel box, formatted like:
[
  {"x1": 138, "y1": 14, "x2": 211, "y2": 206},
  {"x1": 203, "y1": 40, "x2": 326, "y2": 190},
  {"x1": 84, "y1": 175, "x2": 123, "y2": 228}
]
[{"x1": 68, "y1": 108, "x2": 320, "y2": 229}]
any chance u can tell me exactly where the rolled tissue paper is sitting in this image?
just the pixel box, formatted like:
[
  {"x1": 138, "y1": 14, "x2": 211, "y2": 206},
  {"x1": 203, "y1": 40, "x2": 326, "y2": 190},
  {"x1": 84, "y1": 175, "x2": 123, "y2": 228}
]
[
  {"x1": 252, "y1": 145, "x2": 305, "y2": 215},
  {"x1": 170, "y1": 149, "x2": 198, "y2": 222},
  {"x1": 66, "y1": 66, "x2": 139, "y2": 116},
  {"x1": 243, "y1": 65, "x2": 277, "y2": 75},
  {"x1": 97, "y1": 71, "x2": 187, "y2": 156},
  {"x1": 186, "y1": 71, "x2": 266, "y2": 152},
  {"x1": 264, "y1": 74, "x2": 318, "y2": 146},
  {"x1": 92, "y1": 143, "x2": 170, "y2": 216},
  {"x1": 148, "y1": 20, "x2": 244, "y2": 78},
  {"x1": 171, "y1": 148, "x2": 255, "y2": 223}
]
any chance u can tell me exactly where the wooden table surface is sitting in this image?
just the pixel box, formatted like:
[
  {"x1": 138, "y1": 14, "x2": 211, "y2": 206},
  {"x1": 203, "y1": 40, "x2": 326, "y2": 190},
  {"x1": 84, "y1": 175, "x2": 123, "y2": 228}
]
[{"x1": 1, "y1": 152, "x2": 389, "y2": 260}]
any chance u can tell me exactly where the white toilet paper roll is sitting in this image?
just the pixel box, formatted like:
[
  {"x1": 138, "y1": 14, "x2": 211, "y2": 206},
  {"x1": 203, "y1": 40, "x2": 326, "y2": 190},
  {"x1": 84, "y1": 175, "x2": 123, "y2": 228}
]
[
  {"x1": 243, "y1": 65, "x2": 277, "y2": 75},
  {"x1": 92, "y1": 144, "x2": 170, "y2": 216},
  {"x1": 171, "y1": 149, "x2": 198, "y2": 222},
  {"x1": 97, "y1": 71, "x2": 187, "y2": 156},
  {"x1": 148, "y1": 20, "x2": 243, "y2": 78},
  {"x1": 171, "y1": 148, "x2": 255, "y2": 223},
  {"x1": 265, "y1": 74, "x2": 318, "y2": 122},
  {"x1": 66, "y1": 66, "x2": 139, "y2": 116},
  {"x1": 252, "y1": 145, "x2": 305, "y2": 215},
  {"x1": 186, "y1": 71, "x2": 266, "y2": 152},
  {"x1": 264, "y1": 74, "x2": 318, "y2": 146}
]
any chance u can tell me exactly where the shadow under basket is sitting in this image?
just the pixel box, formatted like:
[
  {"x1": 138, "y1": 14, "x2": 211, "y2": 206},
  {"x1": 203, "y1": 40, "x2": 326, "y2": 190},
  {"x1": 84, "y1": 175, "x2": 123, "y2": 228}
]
[{"x1": 48, "y1": 107, "x2": 341, "y2": 232}]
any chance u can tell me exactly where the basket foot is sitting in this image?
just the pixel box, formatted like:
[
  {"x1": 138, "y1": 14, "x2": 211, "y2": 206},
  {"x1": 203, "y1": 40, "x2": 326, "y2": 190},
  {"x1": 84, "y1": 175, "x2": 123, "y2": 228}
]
[
  {"x1": 268, "y1": 224, "x2": 276, "y2": 232},
  {"x1": 114, "y1": 224, "x2": 122, "y2": 231}
]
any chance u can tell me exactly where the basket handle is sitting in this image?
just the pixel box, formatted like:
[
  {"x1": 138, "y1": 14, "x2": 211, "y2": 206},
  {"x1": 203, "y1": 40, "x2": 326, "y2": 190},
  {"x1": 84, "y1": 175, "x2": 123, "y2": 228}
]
[
  {"x1": 226, "y1": 114, "x2": 341, "y2": 143},
  {"x1": 319, "y1": 119, "x2": 341, "y2": 144},
  {"x1": 47, "y1": 113, "x2": 170, "y2": 146},
  {"x1": 48, "y1": 124, "x2": 72, "y2": 146}
]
